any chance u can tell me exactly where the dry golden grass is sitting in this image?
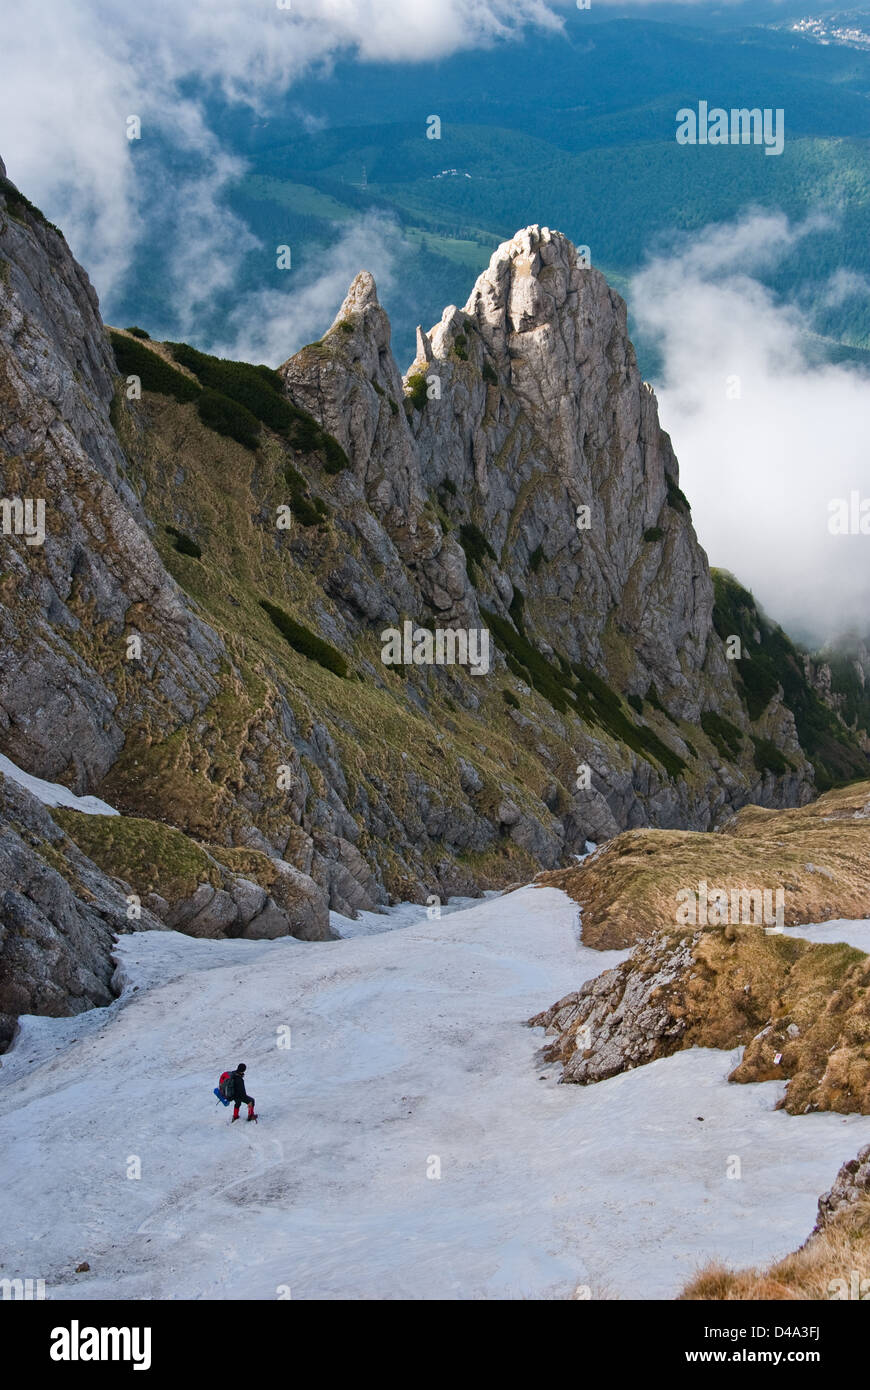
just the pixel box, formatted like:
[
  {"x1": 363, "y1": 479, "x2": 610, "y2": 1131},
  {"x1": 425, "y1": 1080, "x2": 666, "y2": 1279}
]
[
  {"x1": 681, "y1": 1198, "x2": 870, "y2": 1301},
  {"x1": 537, "y1": 781, "x2": 870, "y2": 951}
]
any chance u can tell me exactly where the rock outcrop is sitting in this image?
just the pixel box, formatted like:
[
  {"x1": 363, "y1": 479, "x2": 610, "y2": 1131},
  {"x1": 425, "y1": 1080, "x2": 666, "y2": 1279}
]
[
  {"x1": 536, "y1": 779, "x2": 870, "y2": 950},
  {"x1": 50, "y1": 807, "x2": 333, "y2": 944},
  {"x1": 0, "y1": 774, "x2": 165, "y2": 1051},
  {"x1": 530, "y1": 933, "x2": 697, "y2": 1085},
  {"x1": 0, "y1": 768, "x2": 335, "y2": 1050},
  {"x1": 815, "y1": 1143, "x2": 870, "y2": 1231}
]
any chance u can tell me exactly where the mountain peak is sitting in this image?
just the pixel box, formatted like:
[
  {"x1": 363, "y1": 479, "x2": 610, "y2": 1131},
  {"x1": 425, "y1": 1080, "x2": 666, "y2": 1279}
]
[
  {"x1": 460, "y1": 223, "x2": 608, "y2": 349},
  {"x1": 333, "y1": 269, "x2": 381, "y2": 322},
  {"x1": 488, "y1": 223, "x2": 574, "y2": 266}
]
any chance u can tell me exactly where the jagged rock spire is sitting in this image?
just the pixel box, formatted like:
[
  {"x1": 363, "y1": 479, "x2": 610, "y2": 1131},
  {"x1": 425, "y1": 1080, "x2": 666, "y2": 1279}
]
[
  {"x1": 331, "y1": 270, "x2": 381, "y2": 324},
  {"x1": 415, "y1": 325, "x2": 433, "y2": 365}
]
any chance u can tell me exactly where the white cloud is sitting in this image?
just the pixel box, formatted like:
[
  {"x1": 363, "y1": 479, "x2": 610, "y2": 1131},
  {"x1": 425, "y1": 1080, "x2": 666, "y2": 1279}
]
[
  {"x1": 630, "y1": 211, "x2": 870, "y2": 647},
  {"x1": 161, "y1": 154, "x2": 263, "y2": 335},
  {"x1": 211, "y1": 211, "x2": 408, "y2": 363},
  {"x1": 0, "y1": 0, "x2": 561, "y2": 309},
  {"x1": 820, "y1": 267, "x2": 870, "y2": 308}
]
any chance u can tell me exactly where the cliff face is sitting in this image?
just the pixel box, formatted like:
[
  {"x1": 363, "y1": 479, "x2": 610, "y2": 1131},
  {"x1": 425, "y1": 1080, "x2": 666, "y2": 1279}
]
[
  {"x1": 405, "y1": 228, "x2": 804, "y2": 829},
  {"x1": 2, "y1": 165, "x2": 868, "y2": 1042},
  {"x1": 0, "y1": 166, "x2": 227, "y2": 796},
  {"x1": 409, "y1": 227, "x2": 712, "y2": 696}
]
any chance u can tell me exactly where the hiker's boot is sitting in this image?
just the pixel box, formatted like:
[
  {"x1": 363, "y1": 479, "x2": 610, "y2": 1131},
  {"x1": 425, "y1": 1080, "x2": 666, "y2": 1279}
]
[{"x1": 232, "y1": 1107, "x2": 240, "y2": 1122}]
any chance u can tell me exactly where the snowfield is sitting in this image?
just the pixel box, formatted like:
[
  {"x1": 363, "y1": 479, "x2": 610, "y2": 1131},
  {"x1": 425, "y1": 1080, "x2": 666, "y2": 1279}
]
[{"x1": 1, "y1": 886, "x2": 869, "y2": 1301}]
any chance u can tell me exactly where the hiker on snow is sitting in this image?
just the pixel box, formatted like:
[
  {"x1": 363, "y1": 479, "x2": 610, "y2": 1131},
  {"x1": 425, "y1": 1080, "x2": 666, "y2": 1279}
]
[{"x1": 227, "y1": 1063, "x2": 257, "y2": 1123}]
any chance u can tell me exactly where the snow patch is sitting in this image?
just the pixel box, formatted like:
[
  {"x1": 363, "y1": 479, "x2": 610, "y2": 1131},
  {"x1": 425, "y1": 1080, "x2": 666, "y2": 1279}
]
[
  {"x1": 785, "y1": 918, "x2": 870, "y2": 952},
  {"x1": 0, "y1": 752, "x2": 118, "y2": 816}
]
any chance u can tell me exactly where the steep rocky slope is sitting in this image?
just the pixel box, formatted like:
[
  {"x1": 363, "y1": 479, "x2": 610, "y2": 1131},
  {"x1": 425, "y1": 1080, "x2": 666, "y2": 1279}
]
[
  {"x1": 0, "y1": 773, "x2": 153, "y2": 1052},
  {"x1": 2, "y1": 160, "x2": 870, "y2": 1043},
  {"x1": 0, "y1": 762, "x2": 335, "y2": 1050},
  {"x1": 0, "y1": 159, "x2": 225, "y2": 794}
]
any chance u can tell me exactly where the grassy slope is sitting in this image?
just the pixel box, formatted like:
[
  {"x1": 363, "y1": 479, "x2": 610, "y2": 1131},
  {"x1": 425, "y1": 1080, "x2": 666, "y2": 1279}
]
[
  {"x1": 538, "y1": 781, "x2": 870, "y2": 950},
  {"x1": 53, "y1": 809, "x2": 222, "y2": 903},
  {"x1": 532, "y1": 782, "x2": 870, "y2": 1131}
]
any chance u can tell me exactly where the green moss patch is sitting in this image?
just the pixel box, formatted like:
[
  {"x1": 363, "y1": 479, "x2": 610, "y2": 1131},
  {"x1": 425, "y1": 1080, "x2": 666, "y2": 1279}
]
[
  {"x1": 483, "y1": 606, "x2": 573, "y2": 714},
  {"x1": 164, "y1": 340, "x2": 349, "y2": 469},
  {"x1": 196, "y1": 389, "x2": 260, "y2": 450},
  {"x1": 700, "y1": 709, "x2": 744, "y2": 761},
  {"x1": 0, "y1": 176, "x2": 62, "y2": 236},
  {"x1": 665, "y1": 474, "x2": 691, "y2": 514},
  {"x1": 54, "y1": 810, "x2": 220, "y2": 903},
  {"x1": 459, "y1": 522, "x2": 496, "y2": 581},
  {"x1": 752, "y1": 734, "x2": 791, "y2": 776},
  {"x1": 406, "y1": 372, "x2": 428, "y2": 411},
  {"x1": 712, "y1": 568, "x2": 869, "y2": 788},
  {"x1": 165, "y1": 525, "x2": 202, "y2": 559},
  {"x1": 284, "y1": 465, "x2": 329, "y2": 527}
]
